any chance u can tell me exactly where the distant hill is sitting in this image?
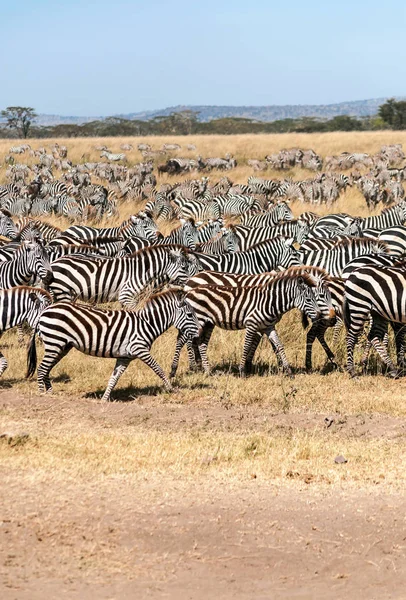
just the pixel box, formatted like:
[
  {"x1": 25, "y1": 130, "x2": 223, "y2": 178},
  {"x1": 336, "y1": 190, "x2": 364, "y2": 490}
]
[{"x1": 10, "y1": 97, "x2": 404, "y2": 126}]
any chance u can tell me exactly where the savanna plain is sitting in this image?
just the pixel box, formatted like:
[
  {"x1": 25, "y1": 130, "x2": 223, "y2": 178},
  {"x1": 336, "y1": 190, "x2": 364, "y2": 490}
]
[{"x1": 2, "y1": 132, "x2": 406, "y2": 599}]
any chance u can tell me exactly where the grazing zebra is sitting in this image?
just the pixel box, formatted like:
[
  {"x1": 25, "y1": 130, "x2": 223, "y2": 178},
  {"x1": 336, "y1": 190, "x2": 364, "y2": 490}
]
[
  {"x1": 171, "y1": 268, "x2": 332, "y2": 376},
  {"x1": 359, "y1": 201, "x2": 406, "y2": 232},
  {"x1": 192, "y1": 237, "x2": 301, "y2": 274},
  {"x1": 0, "y1": 286, "x2": 52, "y2": 375},
  {"x1": 49, "y1": 245, "x2": 198, "y2": 306},
  {"x1": 27, "y1": 290, "x2": 201, "y2": 400},
  {"x1": 344, "y1": 265, "x2": 406, "y2": 377},
  {"x1": 0, "y1": 241, "x2": 53, "y2": 289},
  {"x1": 241, "y1": 202, "x2": 293, "y2": 227},
  {"x1": 301, "y1": 237, "x2": 390, "y2": 277}
]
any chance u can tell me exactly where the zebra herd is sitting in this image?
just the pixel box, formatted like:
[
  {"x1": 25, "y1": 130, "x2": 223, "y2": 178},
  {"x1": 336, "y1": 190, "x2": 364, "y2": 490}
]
[{"x1": 1, "y1": 141, "x2": 406, "y2": 400}]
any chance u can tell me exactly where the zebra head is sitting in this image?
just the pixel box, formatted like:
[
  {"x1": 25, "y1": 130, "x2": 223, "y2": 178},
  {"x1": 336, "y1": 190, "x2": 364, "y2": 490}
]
[
  {"x1": 296, "y1": 222, "x2": 310, "y2": 245},
  {"x1": 23, "y1": 241, "x2": 53, "y2": 287},
  {"x1": 221, "y1": 226, "x2": 240, "y2": 252},
  {"x1": 166, "y1": 249, "x2": 196, "y2": 287},
  {"x1": 272, "y1": 202, "x2": 293, "y2": 222},
  {"x1": 0, "y1": 209, "x2": 18, "y2": 239},
  {"x1": 292, "y1": 274, "x2": 322, "y2": 323},
  {"x1": 128, "y1": 213, "x2": 159, "y2": 243},
  {"x1": 177, "y1": 219, "x2": 199, "y2": 250},
  {"x1": 26, "y1": 288, "x2": 53, "y2": 328},
  {"x1": 173, "y1": 293, "x2": 201, "y2": 341},
  {"x1": 276, "y1": 237, "x2": 302, "y2": 270}
]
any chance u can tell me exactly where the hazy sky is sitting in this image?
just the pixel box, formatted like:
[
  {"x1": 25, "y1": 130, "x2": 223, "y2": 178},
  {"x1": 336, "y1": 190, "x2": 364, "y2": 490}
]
[{"x1": 2, "y1": 0, "x2": 405, "y2": 116}]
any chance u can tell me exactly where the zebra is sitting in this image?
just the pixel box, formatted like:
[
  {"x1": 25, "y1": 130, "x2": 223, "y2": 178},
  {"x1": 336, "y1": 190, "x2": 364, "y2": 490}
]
[
  {"x1": 100, "y1": 151, "x2": 127, "y2": 162},
  {"x1": 344, "y1": 265, "x2": 406, "y2": 377},
  {"x1": 0, "y1": 210, "x2": 18, "y2": 239},
  {"x1": 0, "y1": 286, "x2": 52, "y2": 375},
  {"x1": 26, "y1": 290, "x2": 201, "y2": 400},
  {"x1": 0, "y1": 240, "x2": 53, "y2": 289},
  {"x1": 15, "y1": 218, "x2": 61, "y2": 242},
  {"x1": 170, "y1": 268, "x2": 332, "y2": 377},
  {"x1": 59, "y1": 214, "x2": 159, "y2": 244},
  {"x1": 174, "y1": 198, "x2": 221, "y2": 221},
  {"x1": 49, "y1": 245, "x2": 199, "y2": 307},
  {"x1": 39, "y1": 180, "x2": 68, "y2": 198},
  {"x1": 232, "y1": 221, "x2": 308, "y2": 251},
  {"x1": 378, "y1": 226, "x2": 406, "y2": 256},
  {"x1": 212, "y1": 194, "x2": 256, "y2": 217},
  {"x1": 192, "y1": 237, "x2": 301, "y2": 274},
  {"x1": 301, "y1": 237, "x2": 390, "y2": 277},
  {"x1": 247, "y1": 176, "x2": 279, "y2": 196},
  {"x1": 195, "y1": 227, "x2": 240, "y2": 254},
  {"x1": 197, "y1": 219, "x2": 224, "y2": 243},
  {"x1": 359, "y1": 201, "x2": 406, "y2": 232},
  {"x1": 158, "y1": 219, "x2": 199, "y2": 250},
  {"x1": 185, "y1": 267, "x2": 335, "y2": 374},
  {"x1": 240, "y1": 202, "x2": 293, "y2": 227},
  {"x1": 116, "y1": 237, "x2": 151, "y2": 257}
]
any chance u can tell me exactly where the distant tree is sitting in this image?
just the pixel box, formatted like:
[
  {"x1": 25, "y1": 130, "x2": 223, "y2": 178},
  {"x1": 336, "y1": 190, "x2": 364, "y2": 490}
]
[
  {"x1": 378, "y1": 99, "x2": 406, "y2": 129},
  {"x1": 326, "y1": 115, "x2": 363, "y2": 132},
  {"x1": 0, "y1": 106, "x2": 37, "y2": 138}
]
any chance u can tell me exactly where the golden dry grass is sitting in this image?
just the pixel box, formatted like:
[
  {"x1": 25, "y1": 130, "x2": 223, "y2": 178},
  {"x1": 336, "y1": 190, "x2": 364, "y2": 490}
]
[{"x1": 1, "y1": 132, "x2": 406, "y2": 490}]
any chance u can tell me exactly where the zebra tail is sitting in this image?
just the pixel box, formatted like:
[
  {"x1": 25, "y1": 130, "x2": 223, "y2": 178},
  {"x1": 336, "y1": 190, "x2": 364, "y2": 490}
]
[{"x1": 26, "y1": 329, "x2": 38, "y2": 379}]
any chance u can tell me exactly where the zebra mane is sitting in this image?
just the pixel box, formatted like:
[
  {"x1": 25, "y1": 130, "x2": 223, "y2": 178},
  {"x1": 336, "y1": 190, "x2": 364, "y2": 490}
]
[
  {"x1": 11, "y1": 285, "x2": 53, "y2": 300},
  {"x1": 266, "y1": 267, "x2": 318, "y2": 288},
  {"x1": 332, "y1": 237, "x2": 389, "y2": 252}
]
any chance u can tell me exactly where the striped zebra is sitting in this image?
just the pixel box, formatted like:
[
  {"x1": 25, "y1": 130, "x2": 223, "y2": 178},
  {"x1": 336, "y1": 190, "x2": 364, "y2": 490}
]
[
  {"x1": 213, "y1": 194, "x2": 256, "y2": 217},
  {"x1": 27, "y1": 290, "x2": 201, "y2": 400},
  {"x1": 301, "y1": 237, "x2": 390, "y2": 277},
  {"x1": 309, "y1": 213, "x2": 357, "y2": 237},
  {"x1": 117, "y1": 237, "x2": 151, "y2": 257},
  {"x1": 39, "y1": 181, "x2": 68, "y2": 198},
  {"x1": 100, "y1": 151, "x2": 127, "y2": 162},
  {"x1": 49, "y1": 245, "x2": 199, "y2": 306},
  {"x1": 378, "y1": 225, "x2": 406, "y2": 255},
  {"x1": 197, "y1": 220, "x2": 224, "y2": 243},
  {"x1": 15, "y1": 218, "x2": 61, "y2": 242},
  {"x1": 192, "y1": 237, "x2": 301, "y2": 274},
  {"x1": 0, "y1": 286, "x2": 52, "y2": 375},
  {"x1": 158, "y1": 219, "x2": 199, "y2": 250},
  {"x1": 171, "y1": 268, "x2": 332, "y2": 377},
  {"x1": 233, "y1": 220, "x2": 309, "y2": 251},
  {"x1": 195, "y1": 227, "x2": 240, "y2": 254},
  {"x1": 47, "y1": 244, "x2": 105, "y2": 262},
  {"x1": 58, "y1": 214, "x2": 159, "y2": 244},
  {"x1": 359, "y1": 201, "x2": 406, "y2": 232},
  {"x1": 344, "y1": 264, "x2": 406, "y2": 377},
  {"x1": 0, "y1": 241, "x2": 53, "y2": 289},
  {"x1": 240, "y1": 202, "x2": 293, "y2": 227},
  {"x1": 144, "y1": 193, "x2": 175, "y2": 222},
  {"x1": 247, "y1": 176, "x2": 280, "y2": 196},
  {"x1": 174, "y1": 198, "x2": 221, "y2": 221},
  {"x1": 0, "y1": 210, "x2": 18, "y2": 239},
  {"x1": 185, "y1": 267, "x2": 335, "y2": 374}
]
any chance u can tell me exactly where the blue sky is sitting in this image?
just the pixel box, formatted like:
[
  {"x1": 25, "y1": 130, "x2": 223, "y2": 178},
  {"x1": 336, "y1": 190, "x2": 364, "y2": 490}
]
[{"x1": 2, "y1": 0, "x2": 405, "y2": 116}]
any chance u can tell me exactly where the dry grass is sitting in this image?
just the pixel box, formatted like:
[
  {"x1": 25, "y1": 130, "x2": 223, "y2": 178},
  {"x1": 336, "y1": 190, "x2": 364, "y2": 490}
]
[{"x1": 1, "y1": 131, "x2": 406, "y2": 491}]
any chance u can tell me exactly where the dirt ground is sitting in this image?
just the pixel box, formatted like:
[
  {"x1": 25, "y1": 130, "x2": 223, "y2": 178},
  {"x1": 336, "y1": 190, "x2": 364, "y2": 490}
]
[{"x1": 1, "y1": 391, "x2": 406, "y2": 600}]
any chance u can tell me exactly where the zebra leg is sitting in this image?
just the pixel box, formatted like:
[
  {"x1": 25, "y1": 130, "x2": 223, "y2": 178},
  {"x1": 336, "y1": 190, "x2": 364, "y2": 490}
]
[
  {"x1": 368, "y1": 318, "x2": 397, "y2": 377},
  {"x1": 346, "y1": 314, "x2": 369, "y2": 378},
  {"x1": 316, "y1": 322, "x2": 338, "y2": 369},
  {"x1": 244, "y1": 332, "x2": 262, "y2": 374},
  {"x1": 37, "y1": 344, "x2": 72, "y2": 393},
  {"x1": 392, "y1": 322, "x2": 406, "y2": 370},
  {"x1": 332, "y1": 318, "x2": 343, "y2": 346},
  {"x1": 306, "y1": 321, "x2": 337, "y2": 372},
  {"x1": 267, "y1": 327, "x2": 293, "y2": 377},
  {"x1": 197, "y1": 324, "x2": 215, "y2": 375},
  {"x1": 134, "y1": 349, "x2": 173, "y2": 391},
  {"x1": 17, "y1": 324, "x2": 25, "y2": 345},
  {"x1": 185, "y1": 340, "x2": 201, "y2": 372},
  {"x1": 240, "y1": 327, "x2": 260, "y2": 377},
  {"x1": 102, "y1": 358, "x2": 131, "y2": 401},
  {"x1": 0, "y1": 334, "x2": 7, "y2": 376},
  {"x1": 170, "y1": 332, "x2": 190, "y2": 378}
]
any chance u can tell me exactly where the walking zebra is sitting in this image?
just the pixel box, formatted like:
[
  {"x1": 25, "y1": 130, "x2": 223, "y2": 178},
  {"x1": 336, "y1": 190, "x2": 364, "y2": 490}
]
[
  {"x1": 100, "y1": 151, "x2": 127, "y2": 162},
  {"x1": 0, "y1": 241, "x2": 53, "y2": 289},
  {"x1": 0, "y1": 286, "x2": 52, "y2": 375},
  {"x1": 27, "y1": 290, "x2": 201, "y2": 400},
  {"x1": 192, "y1": 237, "x2": 301, "y2": 274},
  {"x1": 344, "y1": 264, "x2": 406, "y2": 377},
  {"x1": 170, "y1": 268, "x2": 332, "y2": 377},
  {"x1": 301, "y1": 237, "x2": 390, "y2": 277},
  {"x1": 49, "y1": 245, "x2": 199, "y2": 306}
]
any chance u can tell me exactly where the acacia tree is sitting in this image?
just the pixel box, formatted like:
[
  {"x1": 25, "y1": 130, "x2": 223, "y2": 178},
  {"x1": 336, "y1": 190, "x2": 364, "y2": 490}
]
[{"x1": 0, "y1": 106, "x2": 37, "y2": 138}]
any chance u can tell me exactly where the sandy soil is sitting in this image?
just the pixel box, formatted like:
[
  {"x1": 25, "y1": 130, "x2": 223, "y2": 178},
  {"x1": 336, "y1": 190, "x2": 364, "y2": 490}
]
[{"x1": 1, "y1": 391, "x2": 406, "y2": 599}]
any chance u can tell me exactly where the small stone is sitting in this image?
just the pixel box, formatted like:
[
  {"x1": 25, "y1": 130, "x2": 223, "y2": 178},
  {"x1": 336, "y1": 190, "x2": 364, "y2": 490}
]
[{"x1": 334, "y1": 455, "x2": 348, "y2": 464}]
